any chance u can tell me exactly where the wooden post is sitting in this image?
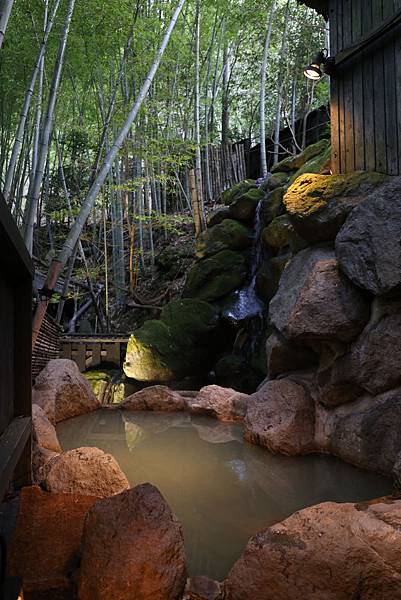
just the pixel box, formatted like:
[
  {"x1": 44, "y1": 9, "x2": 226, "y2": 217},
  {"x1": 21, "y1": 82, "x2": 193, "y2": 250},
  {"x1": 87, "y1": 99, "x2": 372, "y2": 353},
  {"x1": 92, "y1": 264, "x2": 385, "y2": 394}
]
[{"x1": 189, "y1": 168, "x2": 204, "y2": 238}]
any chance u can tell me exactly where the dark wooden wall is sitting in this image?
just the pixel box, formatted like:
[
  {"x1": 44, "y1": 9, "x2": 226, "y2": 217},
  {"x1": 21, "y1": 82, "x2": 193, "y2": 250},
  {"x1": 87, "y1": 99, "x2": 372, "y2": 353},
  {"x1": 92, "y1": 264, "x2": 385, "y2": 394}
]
[
  {"x1": 330, "y1": 0, "x2": 401, "y2": 174},
  {"x1": 0, "y1": 193, "x2": 33, "y2": 497}
]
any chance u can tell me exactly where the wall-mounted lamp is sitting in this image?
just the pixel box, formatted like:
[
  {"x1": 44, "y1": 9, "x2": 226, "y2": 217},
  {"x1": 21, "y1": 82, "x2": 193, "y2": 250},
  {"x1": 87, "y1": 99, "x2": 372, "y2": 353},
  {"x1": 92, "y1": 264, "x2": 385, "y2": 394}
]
[{"x1": 304, "y1": 49, "x2": 335, "y2": 80}]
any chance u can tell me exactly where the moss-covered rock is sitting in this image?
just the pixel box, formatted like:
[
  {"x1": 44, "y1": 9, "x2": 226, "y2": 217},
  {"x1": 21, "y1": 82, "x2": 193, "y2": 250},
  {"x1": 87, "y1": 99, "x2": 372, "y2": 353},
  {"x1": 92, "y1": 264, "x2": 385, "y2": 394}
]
[
  {"x1": 272, "y1": 139, "x2": 330, "y2": 174},
  {"x1": 262, "y1": 187, "x2": 285, "y2": 225},
  {"x1": 184, "y1": 250, "x2": 247, "y2": 302},
  {"x1": 196, "y1": 219, "x2": 254, "y2": 259},
  {"x1": 207, "y1": 206, "x2": 231, "y2": 227},
  {"x1": 124, "y1": 299, "x2": 220, "y2": 382},
  {"x1": 262, "y1": 215, "x2": 307, "y2": 252},
  {"x1": 283, "y1": 171, "x2": 389, "y2": 243},
  {"x1": 289, "y1": 142, "x2": 332, "y2": 184},
  {"x1": 268, "y1": 172, "x2": 290, "y2": 190},
  {"x1": 215, "y1": 354, "x2": 265, "y2": 394},
  {"x1": 228, "y1": 188, "x2": 265, "y2": 221},
  {"x1": 221, "y1": 180, "x2": 256, "y2": 205}
]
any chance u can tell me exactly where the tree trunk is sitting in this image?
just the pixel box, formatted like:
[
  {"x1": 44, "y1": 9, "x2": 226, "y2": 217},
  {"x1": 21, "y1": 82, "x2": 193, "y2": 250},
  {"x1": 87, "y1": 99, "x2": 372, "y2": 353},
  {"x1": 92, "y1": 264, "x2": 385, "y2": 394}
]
[
  {"x1": 0, "y1": 0, "x2": 14, "y2": 49},
  {"x1": 259, "y1": 0, "x2": 277, "y2": 177},
  {"x1": 24, "y1": 0, "x2": 76, "y2": 253},
  {"x1": 272, "y1": 0, "x2": 290, "y2": 165},
  {"x1": 194, "y1": 0, "x2": 205, "y2": 228},
  {"x1": 3, "y1": 0, "x2": 61, "y2": 202}
]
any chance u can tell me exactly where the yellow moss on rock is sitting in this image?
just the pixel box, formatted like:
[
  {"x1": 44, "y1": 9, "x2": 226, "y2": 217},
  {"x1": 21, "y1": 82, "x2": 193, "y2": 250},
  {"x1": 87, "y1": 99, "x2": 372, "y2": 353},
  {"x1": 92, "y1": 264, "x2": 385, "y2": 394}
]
[{"x1": 284, "y1": 171, "x2": 389, "y2": 218}]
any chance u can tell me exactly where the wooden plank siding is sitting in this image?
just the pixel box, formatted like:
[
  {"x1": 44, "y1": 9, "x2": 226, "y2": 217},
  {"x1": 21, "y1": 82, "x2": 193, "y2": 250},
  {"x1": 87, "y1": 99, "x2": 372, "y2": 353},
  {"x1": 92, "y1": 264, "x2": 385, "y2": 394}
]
[{"x1": 329, "y1": 0, "x2": 401, "y2": 175}]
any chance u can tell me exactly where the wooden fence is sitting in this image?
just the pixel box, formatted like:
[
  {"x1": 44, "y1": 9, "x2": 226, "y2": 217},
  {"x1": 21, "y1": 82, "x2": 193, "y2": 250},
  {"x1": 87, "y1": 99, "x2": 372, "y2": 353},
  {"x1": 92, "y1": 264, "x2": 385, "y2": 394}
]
[
  {"x1": 202, "y1": 142, "x2": 247, "y2": 200},
  {"x1": 32, "y1": 314, "x2": 63, "y2": 380},
  {"x1": 60, "y1": 335, "x2": 130, "y2": 372}
]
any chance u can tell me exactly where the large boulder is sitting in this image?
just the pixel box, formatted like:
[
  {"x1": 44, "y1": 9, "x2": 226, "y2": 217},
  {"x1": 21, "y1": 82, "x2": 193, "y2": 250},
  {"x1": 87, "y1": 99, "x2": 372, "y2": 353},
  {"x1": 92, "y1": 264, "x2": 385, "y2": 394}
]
[
  {"x1": 42, "y1": 447, "x2": 130, "y2": 497},
  {"x1": 223, "y1": 499, "x2": 401, "y2": 600},
  {"x1": 196, "y1": 219, "x2": 253, "y2": 259},
  {"x1": 284, "y1": 171, "x2": 388, "y2": 243},
  {"x1": 33, "y1": 359, "x2": 100, "y2": 424},
  {"x1": 262, "y1": 187, "x2": 285, "y2": 225},
  {"x1": 244, "y1": 378, "x2": 315, "y2": 455},
  {"x1": 184, "y1": 250, "x2": 247, "y2": 302},
  {"x1": 288, "y1": 139, "x2": 332, "y2": 184},
  {"x1": 256, "y1": 255, "x2": 290, "y2": 302},
  {"x1": 7, "y1": 486, "x2": 99, "y2": 600},
  {"x1": 78, "y1": 484, "x2": 187, "y2": 600},
  {"x1": 336, "y1": 177, "x2": 401, "y2": 295},
  {"x1": 270, "y1": 246, "x2": 370, "y2": 343},
  {"x1": 188, "y1": 385, "x2": 249, "y2": 422},
  {"x1": 121, "y1": 385, "x2": 186, "y2": 411},
  {"x1": 124, "y1": 299, "x2": 220, "y2": 381},
  {"x1": 221, "y1": 179, "x2": 256, "y2": 205},
  {"x1": 266, "y1": 330, "x2": 318, "y2": 378},
  {"x1": 317, "y1": 298, "x2": 401, "y2": 405},
  {"x1": 318, "y1": 388, "x2": 401, "y2": 476}
]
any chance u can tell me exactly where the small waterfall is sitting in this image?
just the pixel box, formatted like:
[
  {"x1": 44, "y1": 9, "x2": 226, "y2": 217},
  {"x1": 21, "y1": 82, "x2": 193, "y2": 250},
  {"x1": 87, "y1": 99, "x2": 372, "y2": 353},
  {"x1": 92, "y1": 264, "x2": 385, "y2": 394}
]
[{"x1": 224, "y1": 199, "x2": 266, "y2": 322}]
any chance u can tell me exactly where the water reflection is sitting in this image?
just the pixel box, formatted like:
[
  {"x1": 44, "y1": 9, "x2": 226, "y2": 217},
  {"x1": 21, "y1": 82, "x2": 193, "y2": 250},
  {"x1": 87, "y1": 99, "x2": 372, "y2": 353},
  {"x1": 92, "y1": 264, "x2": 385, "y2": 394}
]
[{"x1": 58, "y1": 410, "x2": 393, "y2": 581}]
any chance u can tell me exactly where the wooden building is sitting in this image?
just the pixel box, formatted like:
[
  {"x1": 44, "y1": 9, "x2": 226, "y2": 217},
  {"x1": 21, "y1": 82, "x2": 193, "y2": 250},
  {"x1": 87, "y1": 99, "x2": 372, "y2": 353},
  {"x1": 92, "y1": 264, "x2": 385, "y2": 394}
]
[
  {"x1": 301, "y1": 0, "x2": 401, "y2": 175},
  {"x1": 0, "y1": 193, "x2": 32, "y2": 500}
]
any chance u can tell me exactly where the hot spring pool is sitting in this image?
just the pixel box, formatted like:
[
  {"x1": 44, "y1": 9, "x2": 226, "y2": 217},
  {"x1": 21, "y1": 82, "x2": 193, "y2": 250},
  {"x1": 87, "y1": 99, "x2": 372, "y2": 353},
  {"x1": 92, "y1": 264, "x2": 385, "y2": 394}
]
[{"x1": 57, "y1": 410, "x2": 392, "y2": 580}]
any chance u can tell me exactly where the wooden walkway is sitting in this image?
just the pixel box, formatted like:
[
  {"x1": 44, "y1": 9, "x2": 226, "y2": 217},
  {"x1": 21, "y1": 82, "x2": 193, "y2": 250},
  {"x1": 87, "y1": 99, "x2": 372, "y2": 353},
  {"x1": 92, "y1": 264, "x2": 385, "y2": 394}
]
[{"x1": 60, "y1": 334, "x2": 130, "y2": 372}]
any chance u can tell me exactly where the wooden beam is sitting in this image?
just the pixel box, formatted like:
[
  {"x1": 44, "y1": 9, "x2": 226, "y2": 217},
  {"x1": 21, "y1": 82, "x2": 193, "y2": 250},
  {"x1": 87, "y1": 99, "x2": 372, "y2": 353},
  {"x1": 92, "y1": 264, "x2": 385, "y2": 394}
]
[
  {"x1": 335, "y1": 7, "x2": 401, "y2": 69},
  {"x1": 0, "y1": 417, "x2": 31, "y2": 500}
]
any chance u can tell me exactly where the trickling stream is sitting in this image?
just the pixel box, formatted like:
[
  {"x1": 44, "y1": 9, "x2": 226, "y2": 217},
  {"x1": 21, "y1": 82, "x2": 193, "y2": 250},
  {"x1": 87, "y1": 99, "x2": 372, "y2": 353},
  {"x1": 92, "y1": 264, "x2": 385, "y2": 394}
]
[
  {"x1": 224, "y1": 199, "x2": 266, "y2": 323},
  {"x1": 57, "y1": 410, "x2": 392, "y2": 581}
]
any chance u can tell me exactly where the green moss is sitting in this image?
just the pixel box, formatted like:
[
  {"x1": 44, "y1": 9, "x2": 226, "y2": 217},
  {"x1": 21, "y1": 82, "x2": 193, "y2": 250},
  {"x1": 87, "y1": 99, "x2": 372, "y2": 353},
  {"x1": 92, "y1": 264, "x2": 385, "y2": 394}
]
[
  {"x1": 284, "y1": 171, "x2": 389, "y2": 218},
  {"x1": 229, "y1": 188, "x2": 265, "y2": 220},
  {"x1": 268, "y1": 172, "x2": 290, "y2": 190},
  {"x1": 262, "y1": 215, "x2": 307, "y2": 252},
  {"x1": 221, "y1": 179, "x2": 256, "y2": 205},
  {"x1": 289, "y1": 143, "x2": 332, "y2": 184},
  {"x1": 124, "y1": 299, "x2": 220, "y2": 382},
  {"x1": 272, "y1": 139, "x2": 330, "y2": 174},
  {"x1": 184, "y1": 249, "x2": 247, "y2": 302},
  {"x1": 196, "y1": 218, "x2": 253, "y2": 259}
]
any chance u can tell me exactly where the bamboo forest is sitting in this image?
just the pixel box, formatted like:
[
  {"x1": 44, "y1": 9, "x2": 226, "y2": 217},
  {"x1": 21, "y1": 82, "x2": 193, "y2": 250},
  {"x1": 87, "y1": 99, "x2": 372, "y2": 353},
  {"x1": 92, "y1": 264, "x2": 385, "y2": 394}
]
[{"x1": 2, "y1": 0, "x2": 401, "y2": 598}]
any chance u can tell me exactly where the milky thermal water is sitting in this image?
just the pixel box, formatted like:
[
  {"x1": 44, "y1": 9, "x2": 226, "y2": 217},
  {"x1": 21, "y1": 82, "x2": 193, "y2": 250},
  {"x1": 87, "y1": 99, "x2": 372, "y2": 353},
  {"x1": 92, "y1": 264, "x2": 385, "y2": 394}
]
[{"x1": 57, "y1": 410, "x2": 392, "y2": 580}]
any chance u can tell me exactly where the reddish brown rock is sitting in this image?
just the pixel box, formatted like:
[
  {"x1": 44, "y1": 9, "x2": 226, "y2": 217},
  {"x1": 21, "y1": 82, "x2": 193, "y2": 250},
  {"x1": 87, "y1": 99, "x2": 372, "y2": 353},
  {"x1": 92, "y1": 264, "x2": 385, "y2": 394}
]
[
  {"x1": 32, "y1": 446, "x2": 60, "y2": 485},
  {"x1": 42, "y1": 447, "x2": 130, "y2": 497},
  {"x1": 7, "y1": 486, "x2": 99, "y2": 600},
  {"x1": 188, "y1": 385, "x2": 249, "y2": 422},
  {"x1": 121, "y1": 385, "x2": 186, "y2": 412},
  {"x1": 223, "y1": 498, "x2": 401, "y2": 600},
  {"x1": 270, "y1": 247, "x2": 370, "y2": 343},
  {"x1": 33, "y1": 359, "x2": 100, "y2": 424},
  {"x1": 244, "y1": 379, "x2": 315, "y2": 455},
  {"x1": 32, "y1": 404, "x2": 62, "y2": 452},
  {"x1": 78, "y1": 484, "x2": 187, "y2": 600}
]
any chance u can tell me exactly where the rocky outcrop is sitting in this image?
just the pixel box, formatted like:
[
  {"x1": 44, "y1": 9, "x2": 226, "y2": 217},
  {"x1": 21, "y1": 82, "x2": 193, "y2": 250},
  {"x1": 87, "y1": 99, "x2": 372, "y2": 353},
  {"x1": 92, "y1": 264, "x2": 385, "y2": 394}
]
[
  {"x1": 32, "y1": 403, "x2": 62, "y2": 453},
  {"x1": 78, "y1": 484, "x2": 187, "y2": 600},
  {"x1": 121, "y1": 385, "x2": 186, "y2": 411},
  {"x1": 223, "y1": 498, "x2": 401, "y2": 600},
  {"x1": 188, "y1": 385, "x2": 249, "y2": 422},
  {"x1": 196, "y1": 219, "x2": 253, "y2": 259},
  {"x1": 244, "y1": 378, "x2": 315, "y2": 455},
  {"x1": 41, "y1": 447, "x2": 130, "y2": 497},
  {"x1": 284, "y1": 171, "x2": 387, "y2": 243},
  {"x1": 184, "y1": 249, "x2": 247, "y2": 302},
  {"x1": 33, "y1": 359, "x2": 100, "y2": 424},
  {"x1": 7, "y1": 486, "x2": 99, "y2": 600},
  {"x1": 270, "y1": 246, "x2": 370, "y2": 343},
  {"x1": 336, "y1": 177, "x2": 401, "y2": 295},
  {"x1": 124, "y1": 299, "x2": 219, "y2": 381}
]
